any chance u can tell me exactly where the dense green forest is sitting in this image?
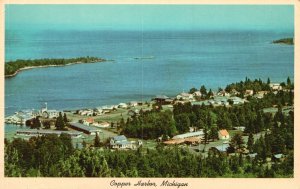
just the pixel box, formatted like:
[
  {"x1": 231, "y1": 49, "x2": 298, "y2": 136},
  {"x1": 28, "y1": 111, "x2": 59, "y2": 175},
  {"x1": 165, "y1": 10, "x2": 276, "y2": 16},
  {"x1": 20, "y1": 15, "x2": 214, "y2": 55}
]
[
  {"x1": 4, "y1": 77, "x2": 294, "y2": 177},
  {"x1": 272, "y1": 38, "x2": 294, "y2": 45},
  {"x1": 5, "y1": 127, "x2": 293, "y2": 177},
  {"x1": 5, "y1": 56, "x2": 105, "y2": 77}
]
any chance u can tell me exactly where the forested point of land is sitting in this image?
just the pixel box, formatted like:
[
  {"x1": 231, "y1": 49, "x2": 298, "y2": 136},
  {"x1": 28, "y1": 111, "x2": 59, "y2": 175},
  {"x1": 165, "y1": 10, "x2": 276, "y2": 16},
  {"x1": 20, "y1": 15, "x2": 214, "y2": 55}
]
[
  {"x1": 5, "y1": 56, "x2": 106, "y2": 77},
  {"x1": 272, "y1": 38, "x2": 294, "y2": 45}
]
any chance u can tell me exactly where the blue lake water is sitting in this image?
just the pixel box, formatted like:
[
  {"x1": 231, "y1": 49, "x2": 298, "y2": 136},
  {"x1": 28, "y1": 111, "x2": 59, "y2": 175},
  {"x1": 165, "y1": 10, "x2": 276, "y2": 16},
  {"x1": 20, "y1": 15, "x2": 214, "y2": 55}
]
[{"x1": 5, "y1": 30, "x2": 294, "y2": 119}]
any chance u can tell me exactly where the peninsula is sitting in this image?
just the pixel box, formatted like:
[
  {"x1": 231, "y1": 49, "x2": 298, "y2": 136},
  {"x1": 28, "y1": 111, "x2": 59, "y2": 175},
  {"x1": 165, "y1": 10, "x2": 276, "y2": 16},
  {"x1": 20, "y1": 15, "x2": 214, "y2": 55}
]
[
  {"x1": 5, "y1": 56, "x2": 106, "y2": 78},
  {"x1": 272, "y1": 38, "x2": 294, "y2": 45}
]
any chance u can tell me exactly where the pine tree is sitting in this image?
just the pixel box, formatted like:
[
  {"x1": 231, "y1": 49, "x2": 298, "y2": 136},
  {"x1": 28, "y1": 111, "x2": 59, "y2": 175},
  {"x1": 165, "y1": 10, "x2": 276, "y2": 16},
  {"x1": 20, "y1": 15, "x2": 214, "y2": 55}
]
[
  {"x1": 63, "y1": 113, "x2": 68, "y2": 123},
  {"x1": 207, "y1": 89, "x2": 213, "y2": 98},
  {"x1": 55, "y1": 112, "x2": 65, "y2": 130},
  {"x1": 230, "y1": 133, "x2": 245, "y2": 153},
  {"x1": 247, "y1": 132, "x2": 254, "y2": 153},
  {"x1": 94, "y1": 133, "x2": 101, "y2": 147},
  {"x1": 209, "y1": 126, "x2": 219, "y2": 142},
  {"x1": 31, "y1": 117, "x2": 41, "y2": 129},
  {"x1": 200, "y1": 85, "x2": 207, "y2": 98},
  {"x1": 287, "y1": 76, "x2": 291, "y2": 87}
]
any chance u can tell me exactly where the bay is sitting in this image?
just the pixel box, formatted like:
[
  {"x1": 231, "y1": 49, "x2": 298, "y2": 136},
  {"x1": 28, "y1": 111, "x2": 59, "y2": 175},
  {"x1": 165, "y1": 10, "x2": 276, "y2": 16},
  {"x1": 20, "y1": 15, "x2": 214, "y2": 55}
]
[{"x1": 5, "y1": 30, "x2": 294, "y2": 117}]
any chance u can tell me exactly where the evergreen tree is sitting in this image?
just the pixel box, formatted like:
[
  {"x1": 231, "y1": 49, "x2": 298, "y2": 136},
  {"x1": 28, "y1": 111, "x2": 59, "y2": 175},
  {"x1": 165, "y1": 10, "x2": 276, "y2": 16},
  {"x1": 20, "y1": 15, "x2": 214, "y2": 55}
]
[
  {"x1": 202, "y1": 123, "x2": 209, "y2": 152},
  {"x1": 55, "y1": 112, "x2": 65, "y2": 130},
  {"x1": 200, "y1": 85, "x2": 207, "y2": 98},
  {"x1": 174, "y1": 114, "x2": 190, "y2": 133},
  {"x1": 230, "y1": 133, "x2": 245, "y2": 153},
  {"x1": 247, "y1": 132, "x2": 254, "y2": 153},
  {"x1": 209, "y1": 127, "x2": 219, "y2": 142},
  {"x1": 207, "y1": 89, "x2": 213, "y2": 98},
  {"x1": 189, "y1": 87, "x2": 197, "y2": 94},
  {"x1": 42, "y1": 120, "x2": 51, "y2": 129},
  {"x1": 287, "y1": 77, "x2": 291, "y2": 87},
  {"x1": 63, "y1": 113, "x2": 68, "y2": 123},
  {"x1": 94, "y1": 133, "x2": 101, "y2": 147},
  {"x1": 31, "y1": 117, "x2": 41, "y2": 129}
]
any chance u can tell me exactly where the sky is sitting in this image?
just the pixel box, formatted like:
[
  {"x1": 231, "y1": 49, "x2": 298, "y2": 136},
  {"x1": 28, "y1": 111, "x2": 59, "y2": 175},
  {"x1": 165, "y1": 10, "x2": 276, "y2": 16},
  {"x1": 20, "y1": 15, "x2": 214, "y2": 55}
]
[{"x1": 5, "y1": 5, "x2": 294, "y2": 31}]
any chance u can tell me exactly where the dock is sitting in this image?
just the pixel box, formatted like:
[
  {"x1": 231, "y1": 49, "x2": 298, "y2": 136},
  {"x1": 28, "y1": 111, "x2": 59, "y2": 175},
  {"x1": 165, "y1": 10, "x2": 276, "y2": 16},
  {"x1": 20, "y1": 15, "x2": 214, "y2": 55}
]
[{"x1": 16, "y1": 129, "x2": 83, "y2": 138}]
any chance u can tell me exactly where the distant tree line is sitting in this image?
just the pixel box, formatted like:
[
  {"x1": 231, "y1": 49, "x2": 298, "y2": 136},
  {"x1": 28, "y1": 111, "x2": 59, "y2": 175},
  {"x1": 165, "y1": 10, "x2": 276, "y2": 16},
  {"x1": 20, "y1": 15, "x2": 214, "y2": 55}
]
[{"x1": 5, "y1": 56, "x2": 105, "y2": 76}]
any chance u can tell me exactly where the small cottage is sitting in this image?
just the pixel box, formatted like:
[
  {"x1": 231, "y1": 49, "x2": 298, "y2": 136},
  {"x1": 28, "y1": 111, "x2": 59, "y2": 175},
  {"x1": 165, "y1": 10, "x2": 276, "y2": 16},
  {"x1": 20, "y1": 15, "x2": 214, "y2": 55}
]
[{"x1": 218, "y1": 129, "x2": 230, "y2": 140}]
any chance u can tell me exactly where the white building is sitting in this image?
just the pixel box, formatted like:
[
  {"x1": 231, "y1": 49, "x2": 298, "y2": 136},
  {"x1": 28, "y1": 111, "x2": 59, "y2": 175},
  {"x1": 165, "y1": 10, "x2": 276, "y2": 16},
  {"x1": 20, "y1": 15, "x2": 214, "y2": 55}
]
[
  {"x1": 176, "y1": 92, "x2": 194, "y2": 101},
  {"x1": 110, "y1": 135, "x2": 133, "y2": 149},
  {"x1": 118, "y1": 103, "x2": 128, "y2": 109},
  {"x1": 172, "y1": 130, "x2": 204, "y2": 140},
  {"x1": 40, "y1": 103, "x2": 59, "y2": 118},
  {"x1": 269, "y1": 83, "x2": 283, "y2": 91}
]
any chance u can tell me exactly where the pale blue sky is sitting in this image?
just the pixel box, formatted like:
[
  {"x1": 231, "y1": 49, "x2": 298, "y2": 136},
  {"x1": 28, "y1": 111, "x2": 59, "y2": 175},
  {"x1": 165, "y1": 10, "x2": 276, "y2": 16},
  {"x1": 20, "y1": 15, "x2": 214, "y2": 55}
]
[{"x1": 5, "y1": 5, "x2": 294, "y2": 31}]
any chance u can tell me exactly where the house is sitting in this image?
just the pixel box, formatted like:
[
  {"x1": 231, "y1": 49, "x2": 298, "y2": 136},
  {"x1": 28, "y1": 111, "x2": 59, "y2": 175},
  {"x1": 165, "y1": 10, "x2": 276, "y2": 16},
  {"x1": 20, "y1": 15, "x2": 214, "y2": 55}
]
[
  {"x1": 253, "y1": 93, "x2": 264, "y2": 99},
  {"x1": 217, "y1": 90, "x2": 230, "y2": 97},
  {"x1": 214, "y1": 96, "x2": 229, "y2": 106},
  {"x1": 248, "y1": 153, "x2": 258, "y2": 159},
  {"x1": 118, "y1": 103, "x2": 128, "y2": 109},
  {"x1": 176, "y1": 92, "x2": 194, "y2": 101},
  {"x1": 129, "y1": 101, "x2": 138, "y2": 107},
  {"x1": 128, "y1": 109, "x2": 140, "y2": 117},
  {"x1": 254, "y1": 91, "x2": 269, "y2": 99},
  {"x1": 110, "y1": 135, "x2": 133, "y2": 149},
  {"x1": 245, "y1": 90, "x2": 254, "y2": 96},
  {"x1": 230, "y1": 89, "x2": 240, "y2": 96},
  {"x1": 273, "y1": 154, "x2": 285, "y2": 161},
  {"x1": 269, "y1": 83, "x2": 282, "y2": 91},
  {"x1": 229, "y1": 96, "x2": 244, "y2": 105},
  {"x1": 93, "y1": 121, "x2": 110, "y2": 128},
  {"x1": 153, "y1": 95, "x2": 172, "y2": 105},
  {"x1": 83, "y1": 117, "x2": 94, "y2": 126},
  {"x1": 192, "y1": 91, "x2": 202, "y2": 97},
  {"x1": 78, "y1": 109, "x2": 93, "y2": 116},
  {"x1": 94, "y1": 107, "x2": 104, "y2": 115},
  {"x1": 211, "y1": 143, "x2": 230, "y2": 153},
  {"x1": 218, "y1": 129, "x2": 230, "y2": 140}
]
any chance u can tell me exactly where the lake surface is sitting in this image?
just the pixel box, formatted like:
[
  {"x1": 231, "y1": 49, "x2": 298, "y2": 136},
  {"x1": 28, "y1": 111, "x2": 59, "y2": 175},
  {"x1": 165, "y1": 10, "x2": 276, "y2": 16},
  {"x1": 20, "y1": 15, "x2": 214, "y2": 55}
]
[{"x1": 5, "y1": 30, "x2": 294, "y2": 117}]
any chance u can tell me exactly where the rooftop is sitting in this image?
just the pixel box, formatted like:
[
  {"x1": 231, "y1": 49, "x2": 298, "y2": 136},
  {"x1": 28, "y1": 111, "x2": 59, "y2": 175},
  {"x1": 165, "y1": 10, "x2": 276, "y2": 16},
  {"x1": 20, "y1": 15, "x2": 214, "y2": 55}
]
[
  {"x1": 219, "y1": 129, "x2": 229, "y2": 136},
  {"x1": 69, "y1": 122, "x2": 102, "y2": 132},
  {"x1": 113, "y1": 135, "x2": 127, "y2": 142},
  {"x1": 214, "y1": 144, "x2": 230, "y2": 152},
  {"x1": 173, "y1": 131, "x2": 204, "y2": 139}
]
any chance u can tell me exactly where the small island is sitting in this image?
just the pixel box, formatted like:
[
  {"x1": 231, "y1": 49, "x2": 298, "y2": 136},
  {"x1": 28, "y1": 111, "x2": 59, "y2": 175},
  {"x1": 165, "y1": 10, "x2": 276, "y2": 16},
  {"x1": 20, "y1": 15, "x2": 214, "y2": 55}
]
[
  {"x1": 5, "y1": 56, "x2": 106, "y2": 78},
  {"x1": 272, "y1": 38, "x2": 294, "y2": 45}
]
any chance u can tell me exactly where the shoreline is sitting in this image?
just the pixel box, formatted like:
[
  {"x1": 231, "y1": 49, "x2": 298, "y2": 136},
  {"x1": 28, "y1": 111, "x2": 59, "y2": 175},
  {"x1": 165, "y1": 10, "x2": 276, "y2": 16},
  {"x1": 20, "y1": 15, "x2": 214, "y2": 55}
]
[{"x1": 5, "y1": 59, "x2": 108, "y2": 78}]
